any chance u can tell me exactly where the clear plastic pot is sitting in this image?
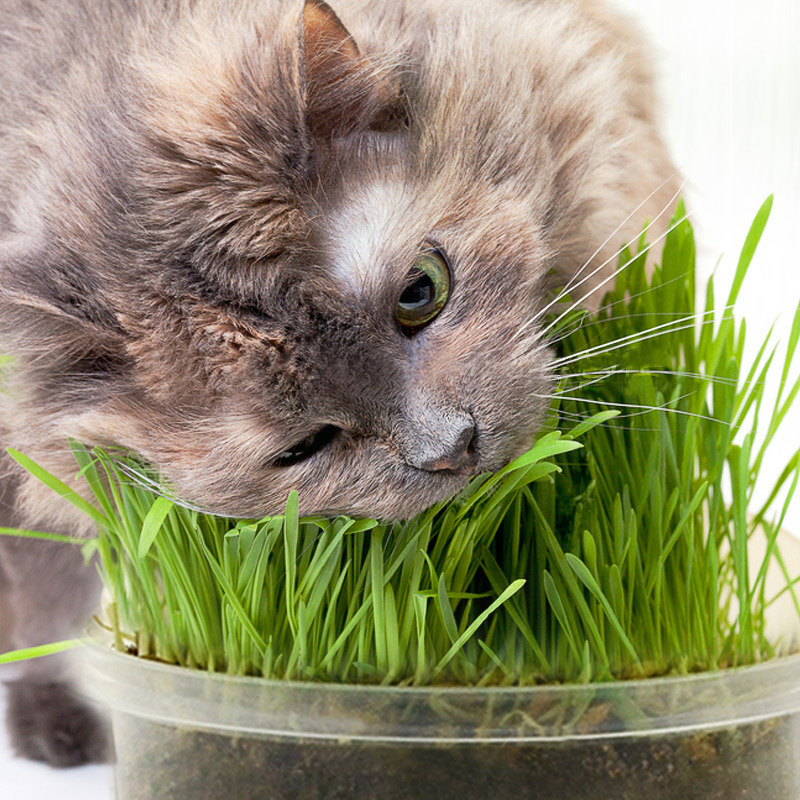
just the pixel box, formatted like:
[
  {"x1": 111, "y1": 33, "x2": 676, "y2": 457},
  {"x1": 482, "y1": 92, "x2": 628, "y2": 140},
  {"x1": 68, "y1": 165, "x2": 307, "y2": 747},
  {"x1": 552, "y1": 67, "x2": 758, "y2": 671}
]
[
  {"x1": 81, "y1": 532, "x2": 800, "y2": 800},
  {"x1": 82, "y1": 642, "x2": 800, "y2": 800}
]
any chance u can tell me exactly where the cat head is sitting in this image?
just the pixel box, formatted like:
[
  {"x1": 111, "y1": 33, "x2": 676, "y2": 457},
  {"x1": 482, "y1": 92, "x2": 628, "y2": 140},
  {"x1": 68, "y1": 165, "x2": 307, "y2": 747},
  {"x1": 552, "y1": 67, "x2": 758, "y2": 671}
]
[{"x1": 0, "y1": 0, "x2": 678, "y2": 520}]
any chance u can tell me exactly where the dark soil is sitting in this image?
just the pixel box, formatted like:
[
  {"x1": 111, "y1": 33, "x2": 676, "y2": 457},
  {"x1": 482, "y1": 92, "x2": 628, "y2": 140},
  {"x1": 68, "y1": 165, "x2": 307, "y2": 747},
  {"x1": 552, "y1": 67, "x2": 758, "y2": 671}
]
[{"x1": 112, "y1": 712, "x2": 800, "y2": 800}]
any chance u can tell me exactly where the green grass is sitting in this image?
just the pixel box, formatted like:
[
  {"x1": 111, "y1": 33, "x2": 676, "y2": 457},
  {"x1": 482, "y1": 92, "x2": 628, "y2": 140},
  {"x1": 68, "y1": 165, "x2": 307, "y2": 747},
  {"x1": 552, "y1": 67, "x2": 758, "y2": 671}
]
[{"x1": 2, "y1": 198, "x2": 800, "y2": 685}]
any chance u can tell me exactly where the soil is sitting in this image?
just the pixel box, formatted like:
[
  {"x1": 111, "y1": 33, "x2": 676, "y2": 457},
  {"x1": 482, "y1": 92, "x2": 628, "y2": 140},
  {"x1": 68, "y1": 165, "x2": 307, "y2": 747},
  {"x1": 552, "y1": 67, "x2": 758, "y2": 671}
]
[{"x1": 112, "y1": 712, "x2": 800, "y2": 800}]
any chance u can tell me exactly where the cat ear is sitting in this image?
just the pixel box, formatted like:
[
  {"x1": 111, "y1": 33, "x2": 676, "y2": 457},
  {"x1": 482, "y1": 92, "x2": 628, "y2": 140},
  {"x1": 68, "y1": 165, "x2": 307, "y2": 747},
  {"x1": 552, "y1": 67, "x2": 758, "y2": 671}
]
[
  {"x1": 298, "y1": 0, "x2": 399, "y2": 137},
  {"x1": 302, "y1": 0, "x2": 360, "y2": 72}
]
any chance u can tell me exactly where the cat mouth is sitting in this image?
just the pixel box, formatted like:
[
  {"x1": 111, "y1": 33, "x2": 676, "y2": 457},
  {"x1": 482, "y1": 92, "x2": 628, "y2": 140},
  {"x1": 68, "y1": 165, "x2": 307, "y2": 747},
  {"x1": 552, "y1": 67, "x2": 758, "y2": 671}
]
[
  {"x1": 409, "y1": 442, "x2": 479, "y2": 477},
  {"x1": 400, "y1": 413, "x2": 479, "y2": 476},
  {"x1": 405, "y1": 421, "x2": 539, "y2": 484}
]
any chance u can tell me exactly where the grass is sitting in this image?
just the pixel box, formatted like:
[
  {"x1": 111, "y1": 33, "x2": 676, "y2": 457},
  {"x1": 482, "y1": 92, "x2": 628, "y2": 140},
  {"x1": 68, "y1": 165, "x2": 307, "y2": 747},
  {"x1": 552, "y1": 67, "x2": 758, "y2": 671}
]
[{"x1": 2, "y1": 198, "x2": 800, "y2": 685}]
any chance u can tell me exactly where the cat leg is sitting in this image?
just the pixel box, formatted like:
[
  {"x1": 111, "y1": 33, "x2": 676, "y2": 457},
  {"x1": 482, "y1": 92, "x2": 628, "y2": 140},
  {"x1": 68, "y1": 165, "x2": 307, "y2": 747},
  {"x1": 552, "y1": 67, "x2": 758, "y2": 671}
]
[
  {"x1": 0, "y1": 561, "x2": 12, "y2": 654},
  {"x1": 5, "y1": 678, "x2": 110, "y2": 767},
  {"x1": 1, "y1": 535, "x2": 111, "y2": 766}
]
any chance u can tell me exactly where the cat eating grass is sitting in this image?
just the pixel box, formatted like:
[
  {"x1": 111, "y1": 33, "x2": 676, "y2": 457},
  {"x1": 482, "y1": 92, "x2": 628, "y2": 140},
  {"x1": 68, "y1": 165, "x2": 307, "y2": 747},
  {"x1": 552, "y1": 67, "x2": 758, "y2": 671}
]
[{"x1": 0, "y1": 0, "x2": 679, "y2": 767}]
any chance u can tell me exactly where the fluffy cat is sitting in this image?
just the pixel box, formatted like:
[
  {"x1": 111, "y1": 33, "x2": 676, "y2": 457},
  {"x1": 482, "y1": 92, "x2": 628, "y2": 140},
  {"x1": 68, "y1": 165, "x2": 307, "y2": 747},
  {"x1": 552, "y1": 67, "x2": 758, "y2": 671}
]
[{"x1": 0, "y1": 0, "x2": 679, "y2": 766}]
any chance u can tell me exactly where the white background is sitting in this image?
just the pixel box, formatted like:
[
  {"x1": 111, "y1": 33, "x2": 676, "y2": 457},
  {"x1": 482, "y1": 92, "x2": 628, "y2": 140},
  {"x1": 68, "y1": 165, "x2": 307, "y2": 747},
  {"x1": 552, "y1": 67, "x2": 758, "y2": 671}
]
[
  {"x1": 615, "y1": 0, "x2": 800, "y2": 537},
  {"x1": 2, "y1": 0, "x2": 799, "y2": 795}
]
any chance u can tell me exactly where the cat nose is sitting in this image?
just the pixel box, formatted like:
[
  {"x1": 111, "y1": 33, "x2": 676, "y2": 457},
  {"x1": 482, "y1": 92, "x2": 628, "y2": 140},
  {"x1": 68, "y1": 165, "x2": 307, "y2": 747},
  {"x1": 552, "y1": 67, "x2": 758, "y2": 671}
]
[
  {"x1": 417, "y1": 419, "x2": 477, "y2": 474},
  {"x1": 396, "y1": 398, "x2": 479, "y2": 474},
  {"x1": 418, "y1": 423, "x2": 476, "y2": 473}
]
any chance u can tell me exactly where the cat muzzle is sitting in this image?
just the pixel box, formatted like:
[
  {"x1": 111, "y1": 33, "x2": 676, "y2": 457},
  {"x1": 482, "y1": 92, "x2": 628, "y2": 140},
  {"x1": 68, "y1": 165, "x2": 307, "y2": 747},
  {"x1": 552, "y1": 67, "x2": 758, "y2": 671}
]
[
  {"x1": 400, "y1": 411, "x2": 478, "y2": 475},
  {"x1": 418, "y1": 422, "x2": 476, "y2": 473}
]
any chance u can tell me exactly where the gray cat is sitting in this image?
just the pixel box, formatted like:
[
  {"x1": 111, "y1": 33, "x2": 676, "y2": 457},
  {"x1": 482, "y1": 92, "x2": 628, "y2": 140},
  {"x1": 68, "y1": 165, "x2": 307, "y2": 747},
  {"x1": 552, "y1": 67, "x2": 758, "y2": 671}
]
[{"x1": 0, "y1": 0, "x2": 679, "y2": 766}]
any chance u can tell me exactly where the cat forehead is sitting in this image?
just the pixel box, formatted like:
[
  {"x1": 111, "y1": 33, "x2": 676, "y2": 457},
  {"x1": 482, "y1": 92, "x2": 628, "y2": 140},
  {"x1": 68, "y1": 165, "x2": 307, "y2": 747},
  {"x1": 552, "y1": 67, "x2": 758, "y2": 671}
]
[
  {"x1": 324, "y1": 171, "x2": 420, "y2": 294},
  {"x1": 317, "y1": 158, "x2": 549, "y2": 309}
]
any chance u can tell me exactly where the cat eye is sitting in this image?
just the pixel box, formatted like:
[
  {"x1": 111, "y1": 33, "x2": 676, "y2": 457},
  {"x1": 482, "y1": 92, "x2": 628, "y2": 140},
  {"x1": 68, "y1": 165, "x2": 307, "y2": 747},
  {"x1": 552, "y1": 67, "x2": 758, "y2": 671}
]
[
  {"x1": 396, "y1": 247, "x2": 452, "y2": 331},
  {"x1": 271, "y1": 425, "x2": 339, "y2": 468}
]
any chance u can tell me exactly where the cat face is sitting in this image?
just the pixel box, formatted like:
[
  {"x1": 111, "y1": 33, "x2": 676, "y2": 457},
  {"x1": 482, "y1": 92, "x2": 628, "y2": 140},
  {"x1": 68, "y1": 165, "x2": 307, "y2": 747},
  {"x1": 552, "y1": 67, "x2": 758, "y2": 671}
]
[{"x1": 0, "y1": 0, "x2": 679, "y2": 520}]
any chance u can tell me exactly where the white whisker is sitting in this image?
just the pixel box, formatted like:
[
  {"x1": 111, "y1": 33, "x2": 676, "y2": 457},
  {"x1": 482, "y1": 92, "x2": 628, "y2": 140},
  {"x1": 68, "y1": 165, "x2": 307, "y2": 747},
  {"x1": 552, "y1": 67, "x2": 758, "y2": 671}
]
[
  {"x1": 538, "y1": 209, "x2": 692, "y2": 343},
  {"x1": 110, "y1": 460, "x2": 212, "y2": 515},
  {"x1": 549, "y1": 321, "x2": 701, "y2": 369},
  {"x1": 510, "y1": 176, "x2": 686, "y2": 343},
  {"x1": 555, "y1": 175, "x2": 685, "y2": 302},
  {"x1": 546, "y1": 304, "x2": 734, "y2": 369},
  {"x1": 556, "y1": 368, "x2": 744, "y2": 389},
  {"x1": 549, "y1": 370, "x2": 620, "y2": 395},
  {"x1": 537, "y1": 393, "x2": 729, "y2": 426}
]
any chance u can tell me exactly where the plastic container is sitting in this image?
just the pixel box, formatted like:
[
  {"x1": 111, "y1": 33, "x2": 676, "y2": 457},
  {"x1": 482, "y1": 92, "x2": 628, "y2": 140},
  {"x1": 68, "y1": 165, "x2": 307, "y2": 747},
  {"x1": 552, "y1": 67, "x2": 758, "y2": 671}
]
[{"x1": 81, "y1": 531, "x2": 800, "y2": 800}]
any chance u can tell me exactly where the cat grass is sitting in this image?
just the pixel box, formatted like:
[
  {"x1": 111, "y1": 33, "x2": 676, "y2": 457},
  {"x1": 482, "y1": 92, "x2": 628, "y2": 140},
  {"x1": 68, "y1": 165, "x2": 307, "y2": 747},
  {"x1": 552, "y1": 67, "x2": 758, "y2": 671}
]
[{"x1": 3, "y1": 198, "x2": 800, "y2": 685}]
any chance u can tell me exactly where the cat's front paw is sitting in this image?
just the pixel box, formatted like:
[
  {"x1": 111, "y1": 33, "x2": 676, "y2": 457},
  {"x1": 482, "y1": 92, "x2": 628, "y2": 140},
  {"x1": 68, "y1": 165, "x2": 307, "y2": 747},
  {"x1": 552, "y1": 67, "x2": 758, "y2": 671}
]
[{"x1": 5, "y1": 679, "x2": 112, "y2": 767}]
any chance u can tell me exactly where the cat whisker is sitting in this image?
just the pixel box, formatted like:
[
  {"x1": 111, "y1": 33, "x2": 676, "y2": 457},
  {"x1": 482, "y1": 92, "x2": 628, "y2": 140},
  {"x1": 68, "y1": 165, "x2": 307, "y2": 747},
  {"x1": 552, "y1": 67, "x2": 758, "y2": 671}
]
[
  {"x1": 548, "y1": 174, "x2": 685, "y2": 306},
  {"x1": 510, "y1": 176, "x2": 686, "y2": 343},
  {"x1": 543, "y1": 305, "x2": 704, "y2": 349},
  {"x1": 545, "y1": 304, "x2": 735, "y2": 368},
  {"x1": 537, "y1": 209, "x2": 692, "y2": 343},
  {"x1": 593, "y1": 272, "x2": 694, "y2": 315},
  {"x1": 109, "y1": 461, "x2": 332, "y2": 567},
  {"x1": 109, "y1": 460, "x2": 213, "y2": 515},
  {"x1": 519, "y1": 214, "x2": 688, "y2": 352},
  {"x1": 556, "y1": 367, "x2": 745, "y2": 389},
  {"x1": 548, "y1": 369, "x2": 621, "y2": 395},
  {"x1": 537, "y1": 412, "x2": 669, "y2": 433},
  {"x1": 564, "y1": 170, "x2": 686, "y2": 292},
  {"x1": 543, "y1": 313, "x2": 592, "y2": 347},
  {"x1": 547, "y1": 320, "x2": 703, "y2": 368},
  {"x1": 535, "y1": 392, "x2": 730, "y2": 426},
  {"x1": 541, "y1": 170, "x2": 678, "y2": 297}
]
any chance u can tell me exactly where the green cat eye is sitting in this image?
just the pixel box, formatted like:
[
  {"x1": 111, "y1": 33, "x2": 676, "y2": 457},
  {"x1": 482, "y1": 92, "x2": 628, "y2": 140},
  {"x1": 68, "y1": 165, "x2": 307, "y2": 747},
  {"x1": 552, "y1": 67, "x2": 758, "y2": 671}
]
[{"x1": 396, "y1": 247, "x2": 452, "y2": 331}]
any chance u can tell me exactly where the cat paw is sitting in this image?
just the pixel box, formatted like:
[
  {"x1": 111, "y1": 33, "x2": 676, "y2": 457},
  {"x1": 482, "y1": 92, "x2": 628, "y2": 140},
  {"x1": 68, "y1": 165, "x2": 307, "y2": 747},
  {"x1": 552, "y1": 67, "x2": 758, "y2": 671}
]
[{"x1": 5, "y1": 679, "x2": 112, "y2": 767}]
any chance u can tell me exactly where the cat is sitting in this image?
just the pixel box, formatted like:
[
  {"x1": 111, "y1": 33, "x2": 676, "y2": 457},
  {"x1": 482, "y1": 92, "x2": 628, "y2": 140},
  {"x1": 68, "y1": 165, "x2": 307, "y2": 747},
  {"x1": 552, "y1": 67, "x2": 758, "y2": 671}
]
[{"x1": 0, "y1": 0, "x2": 679, "y2": 766}]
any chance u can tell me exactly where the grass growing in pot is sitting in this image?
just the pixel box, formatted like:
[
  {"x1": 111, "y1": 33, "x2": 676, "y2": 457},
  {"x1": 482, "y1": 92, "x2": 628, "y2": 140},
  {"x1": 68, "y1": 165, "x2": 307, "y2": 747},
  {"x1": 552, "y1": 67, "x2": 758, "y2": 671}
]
[{"x1": 3, "y1": 198, "x2": 800, "y2": 686}]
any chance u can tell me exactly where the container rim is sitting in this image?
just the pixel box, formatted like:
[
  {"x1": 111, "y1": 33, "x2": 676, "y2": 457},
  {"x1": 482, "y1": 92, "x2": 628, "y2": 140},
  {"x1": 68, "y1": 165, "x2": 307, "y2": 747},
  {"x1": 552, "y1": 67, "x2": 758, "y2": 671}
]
[
  {"x1": 80, "y1": 637, "x2": 800, "y2": 743},
  {"x1": 84, "y1": 634, "x2": 800, "y2": 695}
]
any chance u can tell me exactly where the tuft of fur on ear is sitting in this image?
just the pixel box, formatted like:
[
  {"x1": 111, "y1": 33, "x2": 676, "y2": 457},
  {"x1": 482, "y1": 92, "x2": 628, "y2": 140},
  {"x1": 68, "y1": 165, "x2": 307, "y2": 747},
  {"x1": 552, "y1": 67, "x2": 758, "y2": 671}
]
[
  {"x1": 303, "y1": 0, "x2": 360, "y2": 68},
  {"x1": 300, "y1": 0, "x2": 401, "y2": 138}
]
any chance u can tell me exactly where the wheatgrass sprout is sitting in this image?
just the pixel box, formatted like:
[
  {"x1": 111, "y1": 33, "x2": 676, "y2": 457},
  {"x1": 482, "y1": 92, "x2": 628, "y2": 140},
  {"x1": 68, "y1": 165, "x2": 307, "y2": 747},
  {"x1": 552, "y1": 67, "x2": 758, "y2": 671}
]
[{"x1": 2, "y1": 198, "x2": 800, "y2": 685}]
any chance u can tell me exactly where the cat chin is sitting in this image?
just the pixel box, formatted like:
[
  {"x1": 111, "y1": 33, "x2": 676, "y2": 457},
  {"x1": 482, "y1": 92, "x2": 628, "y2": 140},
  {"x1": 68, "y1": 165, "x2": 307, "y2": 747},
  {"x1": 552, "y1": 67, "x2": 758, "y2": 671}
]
[
  {"x1": 207, "y1": 465, "x2": 470, "y2": 523},
  {"x1": 317, "y1": 480, "x2": 470, "y2": 523},
  {"x1": 380, "y1": 469, "x2": 476, "y2": 521}
]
